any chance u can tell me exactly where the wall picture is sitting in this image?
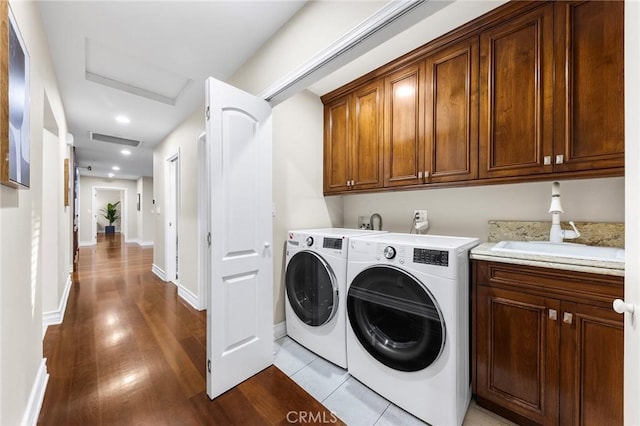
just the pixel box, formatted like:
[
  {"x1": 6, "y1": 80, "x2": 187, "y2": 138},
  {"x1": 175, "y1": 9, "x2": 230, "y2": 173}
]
[{"x1": 1, "y1": 4, "x2": 30, "y2": 189}]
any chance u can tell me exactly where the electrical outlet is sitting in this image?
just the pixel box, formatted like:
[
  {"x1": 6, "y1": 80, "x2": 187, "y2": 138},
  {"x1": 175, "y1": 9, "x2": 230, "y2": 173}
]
[
  {"x1": 358, "y1": 216, "x2": 371, "y2": 229},
  {"x1": 414, "y1": 210, "x2": 427, "y2": 222}
]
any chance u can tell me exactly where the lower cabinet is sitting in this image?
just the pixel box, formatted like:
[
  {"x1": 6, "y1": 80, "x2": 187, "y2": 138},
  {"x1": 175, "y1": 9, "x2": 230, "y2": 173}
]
[{"x1": 472, "y1": 260, "x2": 623, "y2": 426}]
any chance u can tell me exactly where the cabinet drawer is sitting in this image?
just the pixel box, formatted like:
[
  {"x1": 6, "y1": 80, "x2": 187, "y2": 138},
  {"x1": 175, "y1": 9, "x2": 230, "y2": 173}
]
[{"x1": 474, "y1": 260, "x2": 623, "y2": 308}]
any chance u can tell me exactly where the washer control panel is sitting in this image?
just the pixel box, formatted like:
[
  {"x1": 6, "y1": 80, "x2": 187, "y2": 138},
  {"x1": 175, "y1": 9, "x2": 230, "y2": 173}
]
[
  {"x1": 383, "y1": 246, "x2": 396, "y2": 259},
  {"x1": 323, "y1": 237, "x2": 343, "y2": 250},
  {"x1": 413, "y1": 248, "x2": 449, "y2": 267}
]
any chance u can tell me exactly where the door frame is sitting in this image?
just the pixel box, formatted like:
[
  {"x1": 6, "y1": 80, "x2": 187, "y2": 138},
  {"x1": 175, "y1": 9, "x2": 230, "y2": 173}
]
[
  {"x1": 91, "y1": 186, "x2": 128, "y2": 243},
  {"x1": 164, "y1": 150, "x2": 180, "y2": 285},
  {"x1": 197, "y1": 132, "x2": 209, "y2": 310},
  {"x1": 624, "y1": 1, "x2": 640, "y2": 423}
]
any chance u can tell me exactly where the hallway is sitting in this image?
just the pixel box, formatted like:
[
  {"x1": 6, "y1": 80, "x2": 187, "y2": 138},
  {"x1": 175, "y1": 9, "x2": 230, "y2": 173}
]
[{"x1": 39, "y1": 234, "x2": 337, "y2": 425}]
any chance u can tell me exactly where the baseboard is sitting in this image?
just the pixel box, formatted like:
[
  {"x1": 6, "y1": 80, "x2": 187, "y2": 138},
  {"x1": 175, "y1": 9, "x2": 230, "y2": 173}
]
[
  {"x1": 137, "y1": 240, "x2": 154, "y2": 247},
  {"x1": 151, "y1": 264, "x2": 166, "y2": 281},
  {"x1": 42, "y1": 275, "x2": 72, "y2": 338},
  {"x1": 178, "y1": 286, "x2": 203, "y2": 311},
  {"x1": 21, "y1": 358, "x2": 49, "y2": 426},
  {"x1": 78, "y1": 241, "x2": 95, "y2": 247},
  {"x1": 273, "y1": 321, "x2": 287, "y2": 340}
]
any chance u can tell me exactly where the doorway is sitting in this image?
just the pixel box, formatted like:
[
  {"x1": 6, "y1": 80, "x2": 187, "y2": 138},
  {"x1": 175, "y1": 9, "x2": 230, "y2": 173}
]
[
  {"x1": 165, "y1": 152, "x2": 180, "y2": 285},
  {"x1": 91, "y1": 187, "x2": 127, "y2": 243}
]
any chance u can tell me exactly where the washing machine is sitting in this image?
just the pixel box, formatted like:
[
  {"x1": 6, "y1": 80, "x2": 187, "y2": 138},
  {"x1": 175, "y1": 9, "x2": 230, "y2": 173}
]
[
  {"x1": 285, "y1": 228, "x2": 384, "y2": 368},
  {"x1": 346, "y1": 233, "x2": 479, "y2": 426}
]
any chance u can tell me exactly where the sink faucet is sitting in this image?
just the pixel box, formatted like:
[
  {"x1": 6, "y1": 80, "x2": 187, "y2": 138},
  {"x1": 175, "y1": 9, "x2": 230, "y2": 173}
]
[{"x1": 549, "y1": 181, "x2": 581, "y2": 243}]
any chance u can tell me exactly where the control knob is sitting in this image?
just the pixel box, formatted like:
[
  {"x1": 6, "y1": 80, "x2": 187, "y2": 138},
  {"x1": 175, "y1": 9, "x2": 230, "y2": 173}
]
[
  {"x1": 306, "y1": 236, "x2": 314, "y2": 247},
  {"x1": 383, "y1": 246, "x2": 396, "y2": 259}
]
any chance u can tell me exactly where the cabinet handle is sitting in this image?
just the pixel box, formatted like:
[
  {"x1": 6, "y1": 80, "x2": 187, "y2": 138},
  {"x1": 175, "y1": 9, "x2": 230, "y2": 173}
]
[
  {"x1": 548, "y1": 309, "x2": 557, "y2": 321},
  {"x1": 418, "y1": 171, "x2": 423, "y2": 179},
  {"x1": 350, "y1": 180, "x2": 355, "y2": 186},
  {"x1": 424, "y1": 171, "x2": 430, "y2": 178},
  {"x1": 563, "y1": 312, "x2": 573, "y2": 324},
  {"x1": 556, "y1": 154, "x2": 564, "y2": 164},
  {"x1": 544, "y1": 156, "x2": 552, "y2": 165},
  {"x1": 346, "y1": 180, "x2": 350, "y2": 187}
]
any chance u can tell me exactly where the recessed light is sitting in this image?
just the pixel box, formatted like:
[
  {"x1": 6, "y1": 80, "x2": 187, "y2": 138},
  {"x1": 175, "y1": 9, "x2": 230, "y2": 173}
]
[
  {"x1": 115, "y1": 115, "x2": 130, "y2": 124},
  {"x1": 112, "y1": 166, "x2": 120, "y2": 171},
  {"x1": 108, "y1": 173, "x2": 114, "y2": 178},
  {"x1": 121, "y1": 149, "x2": 131, "y2": 156}
]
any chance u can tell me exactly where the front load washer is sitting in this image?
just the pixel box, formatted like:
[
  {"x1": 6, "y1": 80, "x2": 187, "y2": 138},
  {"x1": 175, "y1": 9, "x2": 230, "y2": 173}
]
[
  {"x1": 285, "y1": 228, "x2": 384, "y2": 368},
  {"x1": 346, "y1": 233, "x2": 479, "y2": 426}
]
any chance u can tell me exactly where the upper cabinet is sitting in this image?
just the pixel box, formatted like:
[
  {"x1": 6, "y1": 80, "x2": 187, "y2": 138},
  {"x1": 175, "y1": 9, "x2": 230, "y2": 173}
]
[
  {"x1": 322, "y1": 0, "x2": 624, "y2": 196},
  {"x1": 553, "y1": 1, "x2": 625, "y2": 172},
  {"x1": 383, "y1": 62, "x2": 424, "y2": 188},
  {"x1": 426, "y1": 37, "x2": 479, "y2": 183},
  {"x1": 323, "y1": 80, "x2": 384, "y2": 193},
  {"x1": 479, "y1": 4, "x2": 554, "y2": 179}
]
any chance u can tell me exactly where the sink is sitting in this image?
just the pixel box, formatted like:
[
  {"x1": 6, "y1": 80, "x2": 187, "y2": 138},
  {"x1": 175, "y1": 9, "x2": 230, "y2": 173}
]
[{"x1": 491, "y1": 241, "x2": 625, "y2": 263}]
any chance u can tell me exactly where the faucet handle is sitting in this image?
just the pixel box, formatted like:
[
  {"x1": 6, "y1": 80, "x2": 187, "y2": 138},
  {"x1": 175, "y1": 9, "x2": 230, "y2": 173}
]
[{"x1": 563, "y1": 221, "x2": 581, "y2": 240}]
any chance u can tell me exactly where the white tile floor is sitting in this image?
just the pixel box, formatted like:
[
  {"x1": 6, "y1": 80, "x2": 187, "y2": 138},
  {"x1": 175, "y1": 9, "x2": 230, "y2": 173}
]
[{"x1": 274, "y1": 336, "x2": 516, "y2": 426}]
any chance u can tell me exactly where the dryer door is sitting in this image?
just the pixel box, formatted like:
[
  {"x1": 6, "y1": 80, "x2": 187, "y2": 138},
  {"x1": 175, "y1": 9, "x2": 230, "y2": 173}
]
[
  {"x1": 347, "y1": 265, "x2": 445, "y2": 372},
  {"x1": 285, "y1": 251, "x2": 338, "y2": 326}
]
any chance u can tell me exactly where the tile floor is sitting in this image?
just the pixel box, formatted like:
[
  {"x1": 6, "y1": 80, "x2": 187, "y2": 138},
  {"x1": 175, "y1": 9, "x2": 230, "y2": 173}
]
[{"x1": 274, "y1": 336, "x2": 516, "y2": 426}]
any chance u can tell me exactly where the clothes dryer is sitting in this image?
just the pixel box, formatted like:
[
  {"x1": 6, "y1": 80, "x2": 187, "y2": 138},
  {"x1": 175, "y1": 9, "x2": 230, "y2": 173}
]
[
  {"x1": 285, "y1": 228, "x2": 383, "y2": 368},
  {"x1": 346, "y1": 233, "x2": 478, "y2": 425}
]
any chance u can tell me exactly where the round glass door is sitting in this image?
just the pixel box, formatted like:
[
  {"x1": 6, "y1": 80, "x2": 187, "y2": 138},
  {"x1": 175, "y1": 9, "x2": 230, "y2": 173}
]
[
  {"x1": 285, "y1": 251, "x2": 338, "y2": 326},
  {"x1": 347, "y1": 266, "x2": 445, "y2": 372}
]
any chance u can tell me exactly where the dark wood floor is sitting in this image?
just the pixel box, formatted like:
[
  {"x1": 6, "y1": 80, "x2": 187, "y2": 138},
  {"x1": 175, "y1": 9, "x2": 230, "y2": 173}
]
[{"x1": 39, "y1": 234, "x2": 341, "y2": 425}]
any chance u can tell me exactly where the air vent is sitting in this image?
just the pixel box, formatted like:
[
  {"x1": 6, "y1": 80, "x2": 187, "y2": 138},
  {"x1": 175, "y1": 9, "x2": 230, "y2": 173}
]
[{"x1": 90, "y1": 132, "x2": 140, "y2": 147}]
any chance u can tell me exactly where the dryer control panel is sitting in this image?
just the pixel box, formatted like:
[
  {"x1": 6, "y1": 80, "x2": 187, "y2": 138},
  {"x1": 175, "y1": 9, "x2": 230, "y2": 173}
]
[{"x1": 413, "y1": 248, "x2": 449, "y2": 267}]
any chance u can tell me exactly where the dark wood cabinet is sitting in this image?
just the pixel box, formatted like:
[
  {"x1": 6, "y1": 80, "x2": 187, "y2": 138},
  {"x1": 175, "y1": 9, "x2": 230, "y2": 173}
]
[
  {"x1": 472, "y1": 260, "x2": 624, "y2": 426},
  {"x1": 425, "y1": 37, "x2": 479, "y2": 183},
  {"x1": 323, "y1": 80, "x2": 383, "y2": 194},
  {"x1": 553, "y1": 1, "x2": 625, "y2": 172},
  {"x1": 322, "y1": 0, "x2": 624, "y2": 195},
  {"x1": 383, "y1": 62, "x2": 424, "y2": 188},
  {"x1": 479, "y1": 3, "x2": 554, "y2": 179}
]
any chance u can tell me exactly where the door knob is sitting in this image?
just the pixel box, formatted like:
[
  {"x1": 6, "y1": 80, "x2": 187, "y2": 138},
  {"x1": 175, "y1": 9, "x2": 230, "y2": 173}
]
[
  {"x1": 264, "y1": 242, "x2": 271, "y2": 248},
  {"x1": 613, "y1": 299, "x2": 635, "y2": 314}
]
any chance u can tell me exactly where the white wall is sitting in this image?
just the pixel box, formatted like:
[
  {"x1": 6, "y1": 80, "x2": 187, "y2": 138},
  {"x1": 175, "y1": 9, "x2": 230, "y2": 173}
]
[
  {"x1": 341, "y1": 177, "x2": 624, "y2": 240},
  {"x1": 0, "y1": 1, "x2": 69, "y2": 424},
  {"x1": 78, "y1": 177, "x2": 138, "y2": 244},
  {"x1": 96, "y1": 189, "x2": 122, "y2": 232},
  {"x1": 152, "y1": 111, "x2": 202, "y2": 292},
  {"x1": 41, "y1": 130, "x2": 60, "y2": 314},
  {"x1": 136, "y1": 176, "x2": 154, "y2": 244},
  {"x1": 271, "y1": 91, "x2": 343, "y2": 322}
]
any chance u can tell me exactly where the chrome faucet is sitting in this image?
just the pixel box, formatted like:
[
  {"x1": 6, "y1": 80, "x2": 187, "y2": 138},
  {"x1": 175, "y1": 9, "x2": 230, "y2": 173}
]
[{"x1": 549, "y1": 181, "x2": 580, "y2": 243}]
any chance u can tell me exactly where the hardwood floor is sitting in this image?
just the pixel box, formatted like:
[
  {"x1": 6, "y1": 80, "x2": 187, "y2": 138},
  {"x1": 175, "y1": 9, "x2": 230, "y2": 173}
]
[{"x1": 39, "y1": 234, "x2": 341, "y2": 425}]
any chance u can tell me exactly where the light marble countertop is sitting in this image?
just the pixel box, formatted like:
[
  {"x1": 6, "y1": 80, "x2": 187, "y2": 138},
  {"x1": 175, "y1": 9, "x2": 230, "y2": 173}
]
[{"x1": 471, "y1": 242, "x2": 625, "y2": 277}]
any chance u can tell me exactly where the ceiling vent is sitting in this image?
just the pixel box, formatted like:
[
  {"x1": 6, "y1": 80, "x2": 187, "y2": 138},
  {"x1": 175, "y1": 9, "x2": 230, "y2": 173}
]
[{"x1": 90, "y1": 132, "x2": 141, "y2": 147}]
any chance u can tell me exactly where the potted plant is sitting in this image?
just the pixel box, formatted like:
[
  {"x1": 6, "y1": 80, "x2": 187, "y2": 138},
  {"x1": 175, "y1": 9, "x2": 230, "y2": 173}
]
[{"x1": 101, "y1": 201, "x2": 120, "y2": 234}]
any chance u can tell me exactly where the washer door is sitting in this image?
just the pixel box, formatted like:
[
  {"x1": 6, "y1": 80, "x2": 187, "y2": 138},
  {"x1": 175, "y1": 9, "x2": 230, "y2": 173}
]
[
  {"x1": 285, "y1": 251, "x2": 338, "y2": 326},
  {"x1": 347, "y1": 266, "x2": 445, "y2": 372}
]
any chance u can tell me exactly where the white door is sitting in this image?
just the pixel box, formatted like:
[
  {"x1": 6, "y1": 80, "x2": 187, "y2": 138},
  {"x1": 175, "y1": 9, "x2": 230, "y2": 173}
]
[
  {"x1": 205, "y1": 77, "x2": 273, "y2": 399},
  {"x1": 165, "y1": 154, "x2": 179, "y2": 284}
]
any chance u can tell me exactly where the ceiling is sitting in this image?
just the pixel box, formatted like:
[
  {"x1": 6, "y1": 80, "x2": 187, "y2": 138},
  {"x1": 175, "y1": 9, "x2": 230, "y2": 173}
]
[{"x1": 38, "y1": 1, "x2": 306, "y2": 180}]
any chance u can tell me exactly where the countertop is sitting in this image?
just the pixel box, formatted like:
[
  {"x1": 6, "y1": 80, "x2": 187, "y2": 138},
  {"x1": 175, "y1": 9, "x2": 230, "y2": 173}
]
[{"x1": 470, "y1": 242, "x2": 625, "y2": 277}]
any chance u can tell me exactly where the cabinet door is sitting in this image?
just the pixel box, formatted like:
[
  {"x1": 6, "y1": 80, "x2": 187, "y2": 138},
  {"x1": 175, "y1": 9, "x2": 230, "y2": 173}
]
[
  {"x1": 559, "y1": 301, "x2": 623, "y2": 426},
  {"x1": 553, "y1": 1, "x2": 624, "y2": 172},
  {"x1": 383, "y1": 63, "x2": 424, "y2": 187},
  {"x1": 476, "y1": 286, "x2": 560, "y2": 425},
  {"x1": 351, "y1": 80, "x2": 384, "y2": 190},
  {"x1": 479, "y1": 4, "x2": 554, "y2": 178},
  {"x1": 425, "y1": 37, "x2": 478, "y2": 183},
  {"x1": 323, "y1": 96, "x2": 350, "y2": 193}
]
